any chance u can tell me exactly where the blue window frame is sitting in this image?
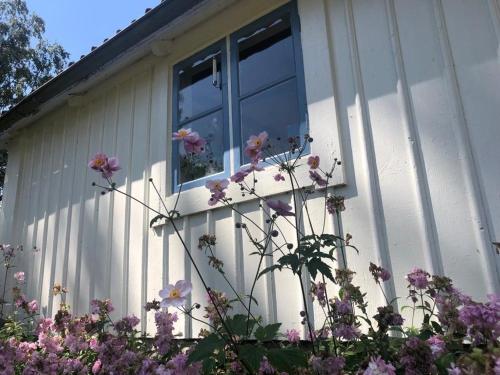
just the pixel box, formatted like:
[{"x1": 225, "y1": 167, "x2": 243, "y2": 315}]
[
  {"x1": 172, "y1": 2, "x2": 307, "y2": 191},
  {"x1": 230, "y1": 3, "x2": 308, "y2": 168}
]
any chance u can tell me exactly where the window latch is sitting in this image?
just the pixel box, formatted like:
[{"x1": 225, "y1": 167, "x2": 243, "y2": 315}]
[{"x1": 212, "y1": 57, "x2": 218, "y2": 88}]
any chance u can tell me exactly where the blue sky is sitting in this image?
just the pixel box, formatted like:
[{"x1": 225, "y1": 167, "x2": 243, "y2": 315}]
[{"x1": 26, "y1": 0, "x2": 160, "y2": 61}]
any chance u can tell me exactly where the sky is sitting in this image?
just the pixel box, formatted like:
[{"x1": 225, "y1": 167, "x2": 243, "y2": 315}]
[{"x1": 26, "y1": 0, "x2": 160, "y2": 61}]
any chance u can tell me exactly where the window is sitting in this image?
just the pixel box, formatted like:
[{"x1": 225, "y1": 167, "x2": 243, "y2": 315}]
[{"x1": 172, "y1": 2, "x2": 306, "y2": 190}]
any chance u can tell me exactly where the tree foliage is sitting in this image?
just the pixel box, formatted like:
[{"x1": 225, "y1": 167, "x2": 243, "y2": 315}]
[{"x1": 0, "y1": 0, "x2": 69, "y2": 113}]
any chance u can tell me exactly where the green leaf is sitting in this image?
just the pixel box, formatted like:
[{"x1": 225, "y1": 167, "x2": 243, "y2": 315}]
[
  {"x1": 202, "y1": 357, "x2": 217, "y2": 373},
  {"x1": 307, "y1": 258, "x2": 335, "y2": 281},
  {"x1": 278, "y1": 254, "x2": 301, "y2": 273},
  {"x1": 266, "y1": 347, "x2": 307, "y2": 372},
  {"x1": 225, "y1": 314, "x2": 256, "y2": 337},
  {"x1": 238, "y1": 344, "x2": 266, "y2": 372},
  {"x1": 254, "y1": 323, "x2": 281, "y2": 341},
  {"x1": 187, "y1": 333, "x2": 225, "y2": 363},
  {"x1": 258, "y1": 264, "x2": 282, "y2": 279}
]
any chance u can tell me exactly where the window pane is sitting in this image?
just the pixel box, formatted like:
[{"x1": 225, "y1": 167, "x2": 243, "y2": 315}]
[
  {"x1": 178, "y1": 52, "x2": 222, "y2": 122},
  {"x1": 240, "y1": 78, "x2": 301, "y2": 162},
  {"x1": 238, "y1": 16, "x2": 295, "y2": 96},
  {"x1": 178, "y1": 110, "x2": 224, "y2": 183}
]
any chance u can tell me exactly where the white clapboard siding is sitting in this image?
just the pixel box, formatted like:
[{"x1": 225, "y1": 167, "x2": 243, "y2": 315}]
[{"x1": 1, "y1": 0, "x2": 499, "y2": 335}]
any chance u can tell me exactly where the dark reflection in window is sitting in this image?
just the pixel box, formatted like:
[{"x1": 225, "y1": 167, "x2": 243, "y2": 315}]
[
  {"x1": 177, "y1": 111, "x2": 224, "y2": 183},
  {"x1": 240, "y1": 79, "x2": 300, "y2": 161},
  {"x1": 178, "y1": 52, "x2": 222, "y2": 123},
  {"x1": 238, "y1": 17, "x2": 294, "y2": 96}
]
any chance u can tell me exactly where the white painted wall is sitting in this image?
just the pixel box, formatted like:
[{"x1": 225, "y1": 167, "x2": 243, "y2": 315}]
[{"x1": 1, "y1": 0, "x2": 499, "y2": 337}]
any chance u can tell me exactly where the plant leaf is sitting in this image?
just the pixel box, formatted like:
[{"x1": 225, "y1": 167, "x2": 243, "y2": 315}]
[
  {"x1": 254, "y1": 323, "x2": 281, "y2": 342},
  {"x1": 267, "y1": 347, "x2": 307, "y2": 372}
]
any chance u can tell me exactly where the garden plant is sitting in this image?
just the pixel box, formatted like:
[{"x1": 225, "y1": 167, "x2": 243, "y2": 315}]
[{"x1": 0, "y1": 129, "x2": 499, "y2": 374}]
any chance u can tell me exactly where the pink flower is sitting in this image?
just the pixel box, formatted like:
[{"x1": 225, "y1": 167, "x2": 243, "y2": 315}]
[
  {"x1": 286, "y1": 329, "x2": 301, "y2": 344},
  {"x1": 244, "y1": 162, "x2": 264, "y2": 173},
  {"x1": 159, "y1": 280, "x2": 192, "y2": 308},
  {"x1": 89, "y1": 337, "x2": 99, "y2": 350},
  {"x1": 183, "y1": 134, "x2": 206, "y2": 155},
  {"x1": 14, "y1": 271, "x2": 25, "y2": 283},
  {"x1": 309, "y1": 170, "x2": 327, "y2": 186},
  {"x1": 88, "y1": 153, "x2": 121, "y2": 178},
  {"x1": 307, "y1": 155, "x2": 320, "y2": 169},
  {"x1": 246, "y1": 131, "x2": 268, "y2": 151},
  {"x1": 172, "y1": 128, "x2": 193, "y2": 141},
  {"x1": 274, "y1": 173, "x2": 285, "y2": 182},
  {"x1": 92, "y1": 359, "x2": 102, "y2": 374},
  {"x1": 26, "y1": 300, "x2": 38, "y2": 314},
  {"x1": 206, "y1": 179, "x2": 229, "y2": 206},
  {"x1": 231, "y1": 169, "x2": 249, "y2": 183},
  {"x1": 266, "y1": 199, "x2": 295, "y2": 216},
  {"x1": 244, "y1": 131, "x2": 268, "y2": 162},
  {"x1": 363, "y1": 356, "x2": 396, "y2": 375}
]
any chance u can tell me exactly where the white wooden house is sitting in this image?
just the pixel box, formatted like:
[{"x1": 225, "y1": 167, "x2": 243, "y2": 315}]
[{"x1": 0, "y1": 0, "x2": 499, "y2": 336}]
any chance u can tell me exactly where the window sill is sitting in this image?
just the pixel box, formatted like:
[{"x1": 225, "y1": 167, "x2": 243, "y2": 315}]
[{"x1": 152, "y1": 157, "x2": 344, "y2": 226}]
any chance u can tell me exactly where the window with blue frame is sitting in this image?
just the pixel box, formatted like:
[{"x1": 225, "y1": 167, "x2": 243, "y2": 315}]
[{"x1": 172, "y1": 2, "x2": 307, "y2": 190}]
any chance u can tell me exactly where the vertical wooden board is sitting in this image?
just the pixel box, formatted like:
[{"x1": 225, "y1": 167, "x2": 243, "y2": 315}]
[
  {"x1": 65, "y1": 107, "x2": 91, "y2": 315},
  {"x1": 109, "y1": 81, "x2": 134, "y2": 319},
  {"x1": 349, "y1": 0, "x2": 427, "y2": 303},
  {"x1": 323, "y1": 0, "x2": 391, "y2": 314},
  {"x1": 32, "y1": 123, "x2": 55, "y2": 313},
  {"x1": 79, "y1": 100, "x2": 106, "y2": 313},
  {"x1": 212, "y1": 207, "x2": 240, "y2": 309},
  {"x1": 12, "y1": 134, "x2": 35, "y2": 275},
  {"x1": 127, "y1": 70, "x2": 152, "y2": 319},
  {"x1": 237, "y1": 200, "x2": 270, "y2": 323},
  {"x1": 146, "y1": 61, "x2": 168, "y2": 333},
  {"x1": 166, "y1": 218, "x2": 189, "y2": 337},
  {"x1": 24, "y1": 126, "x2": 43, "y2": 299},
  {"x1": 52, "y1": 110, "x2": 78, "y2": 314},
  {"x1": 186, "y1": 212, "x2": 213, "y2": 336},
  {"x1": 440, "y1": 0, "x2": 500, "y2": 283},
  {"x1": 94, "y1": 89, "x2": 119, "y2": 301},
  {"x1": 393, "y1": 0, "x2": 490, "y2": 297},
  {"x1": 40, "y1": 115, "x2": 66, "y2": 316},
  {"x1": 267, "y1": 192, "x2": 305, "y2": 333}
]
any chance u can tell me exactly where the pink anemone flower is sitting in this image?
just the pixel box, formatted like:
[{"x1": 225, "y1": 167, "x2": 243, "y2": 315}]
[
  {"x1": 266, "y1": 199, "x2": 295, "y2": 216},
  {"x1": 159, "y1": 280, "x2": 192, "y2": 308}
]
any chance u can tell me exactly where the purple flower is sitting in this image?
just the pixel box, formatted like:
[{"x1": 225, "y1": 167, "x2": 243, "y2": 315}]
[
  {"x1": 274, "y1": 173, "x2": 285, "y2": 182},
  {"x1": 369, "y1": 262, "x2": 391, "y2": 283},
  {"x1": 307, "y1": 155, "x2": 320, "y2": 169},
  {"x1": 311, "y1": 282, "x2": 327, "y2": 307},
  {"x1": 159, "y1": 280, "x2": 192, "y2": 308},
  {"x1": 334, "y1": 298, "x2": 352, "y2": 315},
  {"x1": 333, "y1": 323, "x2": 360, "y2": 340},
  {"x1": 309, "y1": 170, "x2": 327, "y2": 186},
  {"x1": 406, "y1": 268, "x2": 430, "y2": 289},
  {"x1": 285, "y1": 329, "x2": 301, "y2": 344},
  {"x1": 90, "y1": 299, "x2": 114, "y2": 315},
  {"x1": 231, "y1": 169, "x2": 249, "y2": 183},
  {"x1": 458, "y1": 294, "x2": 500, "y2": 343},
  {"x1": 89, "y1": 153, "x2": 121, "y2": 178},
  {"x1": 14, "y1": 271, "x2": 25, "y2": 283},
  {"x1": 114, "y1": 315, "x2": 141, "y2": 334},
  {"x1": 266, "y1": 199, "x2": 294, "y2": 216},
  {"x1": 427, "y1": 335, "x2": 446, "y2": 358},
  {"x1": 154, "y1": 311, "x2": 178, "y2": 355},
  {"x1": 363, "y1": 356, "x2": 396, "y2": 375},
  {"x1": 258, "y1": 357, "x2": 275, "y2": 374},
  {"x1": 311, "y1": 356, "x2": 345, "y2": 375}
]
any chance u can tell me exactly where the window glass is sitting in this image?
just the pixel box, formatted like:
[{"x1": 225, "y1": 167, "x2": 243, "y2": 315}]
[
  {"x1": 240, "y1": 79, "x2": 300, "y2": 161},
  {"x1": 178, "y1": 52, "x2": 222, "y2": 123},
  {"x1": 177, "y1": 110, "x2": 224, "y2": 183},
  {"x1": 237, "y1": 16, "x2": 295, "y2": 96}
]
